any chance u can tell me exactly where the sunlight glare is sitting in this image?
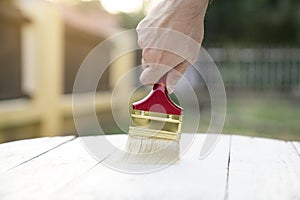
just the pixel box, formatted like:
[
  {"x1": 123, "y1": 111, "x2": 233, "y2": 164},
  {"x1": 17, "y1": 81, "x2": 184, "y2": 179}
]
[{"x1": 100, "y1": 0, "x2": 143, "y2": 14}]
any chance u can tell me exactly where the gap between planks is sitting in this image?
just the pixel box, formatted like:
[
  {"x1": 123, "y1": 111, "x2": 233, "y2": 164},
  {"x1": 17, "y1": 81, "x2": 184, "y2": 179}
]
[
  {"x1": 52, "y1": 134, "x2": 231, "y2": 200},
  {"x1": 224, "y1": 135, "x2": 232, "y2": 200},
  {"x1": 291, "y1": 142, "x2": 300, "y2": 158},
  {"x1": 226, "y1": 136, "x2": 300, "y2": 200},
  {"x1": 0, "y1": 135, "x2": 123, "y2": 200},
  {"x1": 0, "y1": 136, "x2": 76, "y2": 172},
  {"x1": 7, "y1": 136, "x2": 77, "y2": 171}
]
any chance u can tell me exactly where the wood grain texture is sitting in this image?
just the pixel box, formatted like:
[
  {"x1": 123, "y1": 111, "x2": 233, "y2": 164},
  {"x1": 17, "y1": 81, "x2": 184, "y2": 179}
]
[
  {"x1": 0, "y1": 136, "x2": 116, "y2": 200},
  {"x1": 227, "y1": 136, "x2": 300, "y2": 200},
  {"x1": 52, "y1": 134, "x2": 231, "y2": 200},
  {"x1": 0, "y1": 136, "x2": 74, "y2": 172}
]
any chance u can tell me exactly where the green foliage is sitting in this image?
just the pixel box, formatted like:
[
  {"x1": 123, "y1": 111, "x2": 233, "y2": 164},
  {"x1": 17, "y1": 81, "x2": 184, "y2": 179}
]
[
  {"x1": 118, "y1": 12, "x2": 145, "y2": 29},
  {"x1": 198, "y1": 93, "x2": 300, "y2": 141},
  {"x1": 204, "y1": 0, "x2": 300, "y2": 45}
]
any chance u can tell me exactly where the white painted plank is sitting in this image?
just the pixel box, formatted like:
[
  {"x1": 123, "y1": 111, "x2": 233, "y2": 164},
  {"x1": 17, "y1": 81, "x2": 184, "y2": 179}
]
[
  {"x1": 228, "y1": 136, "x2": 300, "y2": 200},
  {"x1": 0, "y1": 136, "x2": 74, "y2": 172},
  {"x1": 0, "y1": 135, "x2": 119, "y2": 200},
  {"x1": 53, "y1": 134, "x2": 231, "y2": 200}
]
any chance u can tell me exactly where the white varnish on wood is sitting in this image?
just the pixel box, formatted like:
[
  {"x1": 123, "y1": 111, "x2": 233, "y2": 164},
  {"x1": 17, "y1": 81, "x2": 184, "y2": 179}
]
[
  {"x1": 0, "y1": 135, "x2": 299, "y2": 200},
  {"x1": 52, "y1": 134, "x2": 231, "y2": 200},
  {"x1": 0, "y1": 136, "x2": 115, "y2": 200},
  {"x1": 0, "y1": 136, "x2": 74, "y2": 172},
  {"x1": 227, "y1": 136, "x2": 300, "y2": 200}
]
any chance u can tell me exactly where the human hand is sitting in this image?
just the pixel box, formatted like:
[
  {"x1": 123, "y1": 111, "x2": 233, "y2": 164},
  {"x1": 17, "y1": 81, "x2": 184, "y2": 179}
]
[{"x1": 137, "y1": 0, "x2": 208, "y2": 93}]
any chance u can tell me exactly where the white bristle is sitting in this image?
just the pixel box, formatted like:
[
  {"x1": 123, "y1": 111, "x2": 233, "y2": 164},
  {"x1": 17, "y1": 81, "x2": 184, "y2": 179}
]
[{"x1": 122, "y1": 135, "x2": 179, "y2": 165}]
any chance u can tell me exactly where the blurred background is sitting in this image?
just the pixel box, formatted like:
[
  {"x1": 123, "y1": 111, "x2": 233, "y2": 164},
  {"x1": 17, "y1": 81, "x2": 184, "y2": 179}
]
[{"x1": 0, "y1": 0, "x2": 299, "y2": 143}]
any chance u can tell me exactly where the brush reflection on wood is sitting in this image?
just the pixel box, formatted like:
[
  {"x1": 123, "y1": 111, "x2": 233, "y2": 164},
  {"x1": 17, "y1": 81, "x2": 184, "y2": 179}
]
[{"x1": 0, "y1": 134, "x2": 300, "y2": 199}]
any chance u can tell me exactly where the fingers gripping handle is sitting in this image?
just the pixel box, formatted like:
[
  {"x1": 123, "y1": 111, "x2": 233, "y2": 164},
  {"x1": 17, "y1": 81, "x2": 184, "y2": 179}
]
[
  {"x1": 132, "y1": 73, "x2": 182, "y2": 115},
  {"x1": 153, "y1": 74, "x2": 167, "y2": 92}
]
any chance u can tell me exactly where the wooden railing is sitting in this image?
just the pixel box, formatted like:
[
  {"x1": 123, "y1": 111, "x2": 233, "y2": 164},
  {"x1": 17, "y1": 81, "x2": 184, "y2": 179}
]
[{"x1": 0, "y1": 1, "x2": 135, "y2": 142}]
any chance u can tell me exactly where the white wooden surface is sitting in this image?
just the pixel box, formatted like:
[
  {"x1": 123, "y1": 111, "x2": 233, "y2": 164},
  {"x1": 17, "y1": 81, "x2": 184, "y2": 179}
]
[
  {"x1": 228, "y1": 136, "x2": 300, "y2": 200},
  {"x1": 0, "y1": 136, "x2": 74, "y2": 172},
  {"x1": 0, "y1": 134, "x2": 299, "y2": 200}
]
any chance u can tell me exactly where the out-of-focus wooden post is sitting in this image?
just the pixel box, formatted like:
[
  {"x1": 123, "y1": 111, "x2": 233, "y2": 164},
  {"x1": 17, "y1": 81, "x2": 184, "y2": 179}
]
[
  {"x1": 19, "y1": 1, "x2": 64, "y2": 136},
  {"x1": 38, "y1": 3, "x2": 64, "y2": 136}
]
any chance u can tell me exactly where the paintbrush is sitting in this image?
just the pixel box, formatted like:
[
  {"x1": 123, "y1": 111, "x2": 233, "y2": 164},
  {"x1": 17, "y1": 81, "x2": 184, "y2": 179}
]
[{"x1": 124, "y1": 74, "x2": 183, "y2": 164}]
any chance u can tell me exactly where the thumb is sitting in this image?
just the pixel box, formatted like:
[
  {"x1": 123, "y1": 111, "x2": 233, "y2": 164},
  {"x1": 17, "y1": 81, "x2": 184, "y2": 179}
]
[{"x1": 139, "y1": 64, "x2": 171, "y2": 86}]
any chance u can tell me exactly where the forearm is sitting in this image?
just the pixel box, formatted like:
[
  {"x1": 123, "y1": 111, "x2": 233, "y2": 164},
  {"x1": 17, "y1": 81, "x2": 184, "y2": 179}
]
[
  {"x1": 165, "y1": 0, "x2": 209, "y2": 18},
  {"x1": 138, "y1": 0, "x2": 208, "y2": 43}
]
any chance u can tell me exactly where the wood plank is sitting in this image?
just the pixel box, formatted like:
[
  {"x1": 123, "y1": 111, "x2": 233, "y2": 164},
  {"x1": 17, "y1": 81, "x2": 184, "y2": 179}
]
[
  {"x1": 0, "y1": 135, "x2": 118, "y2": 200},
  {"x1": 227, "y1": 136, "x2": 300, "y2": 200},
  {"x1": 52, "y1": 134, "x2": 231, "y2": 200},
  {"x1": 0, "y1": 136, "x2": 74, "y2": 172}
]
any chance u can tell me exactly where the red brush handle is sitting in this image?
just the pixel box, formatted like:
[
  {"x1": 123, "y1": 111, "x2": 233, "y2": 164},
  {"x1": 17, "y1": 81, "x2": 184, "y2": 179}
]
[{"x1": 132, "y1": 74, "x2": 182, "y2": 115}]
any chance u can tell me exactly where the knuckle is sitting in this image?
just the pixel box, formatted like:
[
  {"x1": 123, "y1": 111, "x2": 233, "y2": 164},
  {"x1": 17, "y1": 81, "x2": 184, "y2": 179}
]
[{"x1": 142, "y1": 48, "x2": 163, "y2": 64}]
